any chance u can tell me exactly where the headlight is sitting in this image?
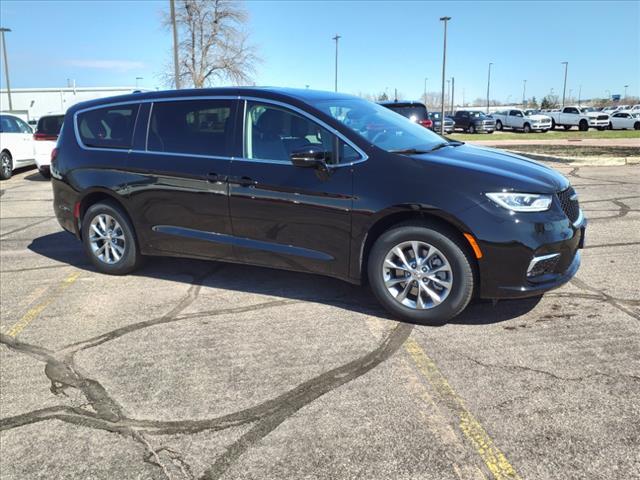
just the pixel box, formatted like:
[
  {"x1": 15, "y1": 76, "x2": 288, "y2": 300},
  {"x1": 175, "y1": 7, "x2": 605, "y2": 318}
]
[{"x1": 486, "y1": 192, "x2": 552, "y2": 212}]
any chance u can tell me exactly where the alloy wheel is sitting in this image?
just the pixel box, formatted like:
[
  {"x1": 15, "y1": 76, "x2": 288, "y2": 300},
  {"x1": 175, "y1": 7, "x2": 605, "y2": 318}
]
[
  {"x1": 89, "y1": 214, "x2": 126, "y2": 264},
  {"x1": 1, "y1": 154, "x2": 11, "y2": 177},
  {"x1": 382, "y1": 241, "x2": 453, "y2": 310}
]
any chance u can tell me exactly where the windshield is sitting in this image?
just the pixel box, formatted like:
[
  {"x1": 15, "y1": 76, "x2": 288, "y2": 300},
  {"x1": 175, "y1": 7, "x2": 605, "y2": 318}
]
[
  {"x1": 469, "y1": 112, "x2": 487, "y2": 118},
  {"x1": 580, "y1": 108, "x2": 595, "y2": 113},
  {"x1": 311, "y1": 97, "x2": 445, "y2": 152}
]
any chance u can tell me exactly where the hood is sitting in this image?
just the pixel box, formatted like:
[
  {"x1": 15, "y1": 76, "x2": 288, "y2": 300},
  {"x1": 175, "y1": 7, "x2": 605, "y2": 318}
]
[
  {"x1": 585, "y1": 112, "x2": 608, "y2": 118},
  {"x1": 414, "y1": 144, "x2": 569, "y2": 193},
  {"x1": 527, "y1": 114, "x2": 551, "y2": 121}
]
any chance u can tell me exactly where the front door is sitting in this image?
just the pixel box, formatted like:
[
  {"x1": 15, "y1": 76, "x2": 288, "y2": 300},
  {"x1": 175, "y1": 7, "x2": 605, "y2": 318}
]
[
  {"x1": 126, "y1": 98, "x2": 239, "y2": 260},
  {"x1": 228, "y1": 100, "x2": 359, "y2": 279}
]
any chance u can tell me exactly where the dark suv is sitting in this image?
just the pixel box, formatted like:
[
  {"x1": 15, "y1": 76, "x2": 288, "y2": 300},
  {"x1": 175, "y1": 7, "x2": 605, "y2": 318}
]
[
  {"x1": 379, "y1": 101, "x2": 433, "y2": 129},
  {"x1": 453, "y1": 110, "x2": 496, "y2": 133},
  {"x1": 52, "y1": 88, "x2": 585, "y2": 324}
]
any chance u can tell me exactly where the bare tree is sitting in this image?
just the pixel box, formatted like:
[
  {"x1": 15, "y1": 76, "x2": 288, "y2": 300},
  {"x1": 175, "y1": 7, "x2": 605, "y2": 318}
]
[{"x1": 165, "y1": 0, "x2": 259, "y2": 88}]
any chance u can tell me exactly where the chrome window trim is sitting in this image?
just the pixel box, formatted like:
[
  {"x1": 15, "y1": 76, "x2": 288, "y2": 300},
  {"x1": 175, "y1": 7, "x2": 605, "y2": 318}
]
[
  {"x1": 72, "y1": 94, "x2": 369, "y2": 167},
  {"x1": 145, "y1": 102, "x2": 153, "y2": 152}
]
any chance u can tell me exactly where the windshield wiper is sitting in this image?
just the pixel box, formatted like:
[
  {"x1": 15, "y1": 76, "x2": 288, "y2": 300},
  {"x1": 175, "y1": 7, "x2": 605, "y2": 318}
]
[{"x1": 388, "y1": 148, "x2": 432, "y2": 154}]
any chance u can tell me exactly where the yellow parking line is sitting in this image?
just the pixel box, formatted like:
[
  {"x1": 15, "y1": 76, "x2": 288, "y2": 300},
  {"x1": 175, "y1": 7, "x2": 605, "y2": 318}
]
[
  {"x1": 405, "y1": 337, "x2": 522, "y2": 480},
  {"x1": 6, "y1": 272, "x2": 81, "y2": 337}
]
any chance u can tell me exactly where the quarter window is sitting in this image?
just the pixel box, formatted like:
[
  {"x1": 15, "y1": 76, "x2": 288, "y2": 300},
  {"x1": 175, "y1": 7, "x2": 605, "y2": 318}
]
[
  {"x1": 244, "y1": 102, "x2": 357, "y2": 165},
  {"x1": 77, "y1": 104, "x2": 139, "y2": 149},
  {"x1": 148, "y1": 100, "x2": 234, "y2": 156}
]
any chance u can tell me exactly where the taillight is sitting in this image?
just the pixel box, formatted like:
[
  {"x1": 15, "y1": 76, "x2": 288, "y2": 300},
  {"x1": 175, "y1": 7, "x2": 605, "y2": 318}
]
[
  {"x1": 51, "y1": 147, "x2": 59, "y2": 165},
  {"x1": 419, "y1": 119, "x2": 433, "y2": 128},
  {"x1": 33, "y1": 133, "x2": 58, "y2": 141}
]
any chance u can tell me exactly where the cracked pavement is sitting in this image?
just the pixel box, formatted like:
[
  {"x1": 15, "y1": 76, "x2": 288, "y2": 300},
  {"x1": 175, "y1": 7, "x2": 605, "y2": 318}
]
[{"x1": 1, "y1": 163, "x2": 639, "y2": 480}]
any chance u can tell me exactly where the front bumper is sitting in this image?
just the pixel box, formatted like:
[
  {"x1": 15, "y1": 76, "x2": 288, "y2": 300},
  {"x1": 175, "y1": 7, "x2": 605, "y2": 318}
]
[
  {"x1": 475, "y1": 123, "x2": 495, "y2": 132},
  {"x1": 461, "y1": 200, "x2": 586, "y2": 299},
  {"x1": 588, "y1": 119, "x2": 609, "y2": 128},
  {"x1": 531, "y1": 122, "x2": 552, "y2": 130}
]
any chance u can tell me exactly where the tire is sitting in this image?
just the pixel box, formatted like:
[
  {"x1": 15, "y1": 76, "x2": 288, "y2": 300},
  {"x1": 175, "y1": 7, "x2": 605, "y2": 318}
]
[
  {"x1": 367, "y1": 224, "x2": 474, "y2": 325},
  {"x1": 634, "y1": 122, "x2": 640, "y2": 130},
  {"x1": 578, "y1": 120, "x2": 588, "y2": 132},
  {"x1": 608, "y1": 122, "x2": 613, "y2": 130},
  {"x1": 523, "y1": 123, "x2": 531, "y2": 133},
  {"x1": 597, "y1": 127, "x2": 605, "y2": 131},
  {"x1": 0, "y1": 151, "x2": 12, "y2": 180},
  {"x1": 551, "y1": 119, "x2": 556, "y2": 130},
  {"x1": 495, "y1": 120, "x2": 503, "y2": 131},
  {"x1": 468, "y1": 124, "x2": 476, "y2": 134},
  {"x1": 81, "y1": 201, "x2": 141, "y2": 275},
  {"x1": 563, "y1": 125, "x2": 572, "y2": 131}
]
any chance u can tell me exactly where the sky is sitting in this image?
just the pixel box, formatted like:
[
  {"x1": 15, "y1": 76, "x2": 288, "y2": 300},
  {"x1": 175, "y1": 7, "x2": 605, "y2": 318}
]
[{"x1": 0, "y1": 0, "x2": 638, "y2": 103}]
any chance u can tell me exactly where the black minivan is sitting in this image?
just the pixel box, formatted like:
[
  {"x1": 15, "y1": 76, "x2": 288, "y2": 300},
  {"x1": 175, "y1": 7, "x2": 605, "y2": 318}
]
[{"x1": 51, "y1": 88, "x2": 585, "y2": 324}]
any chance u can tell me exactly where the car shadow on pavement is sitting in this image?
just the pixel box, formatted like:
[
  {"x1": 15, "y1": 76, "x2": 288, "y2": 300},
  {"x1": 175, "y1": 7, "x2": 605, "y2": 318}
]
[
  {"x1": 29, "y1": 231, "x2": 540, "y2": 326},
  {"x1": 24, "y1": 171, "x2": 49, "y2": 182}
]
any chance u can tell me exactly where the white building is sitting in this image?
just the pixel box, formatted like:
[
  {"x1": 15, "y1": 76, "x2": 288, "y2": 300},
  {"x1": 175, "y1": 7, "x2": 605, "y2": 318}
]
[{"x1": 0, "y1": 86, "x2": 141, "y2": 122}]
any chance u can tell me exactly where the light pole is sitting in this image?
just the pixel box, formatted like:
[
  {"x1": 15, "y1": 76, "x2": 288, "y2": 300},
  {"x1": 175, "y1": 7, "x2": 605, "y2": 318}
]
[
  {"x1": 486, "y1": 62, "x2": 493, "y2": 113},
  {"x1": 169, "y1": 0, "x2": 180, "y2": 89},
  {"x1": 446, "y1": 79, "x2": 450, "y2": 114},
  {"x1": 423, "y1": 77, "x2": 428, "y2": 104},
  {"x1": 624, "y1": 84, "x2": 629, "y2": 99},
  {"x1": 578, "y1": 85, "x2": 582, "y2": 106},
  {"x1": 439, "y1": 16, "x2": 451, "y2": 135},
  {"x1": 451, "y1": 77, "x2": 455, "y2": 113},
  {"x1": 522, "y1": 79, "x2": 527, "y2": 106},
  {"x1": 561, "y1": 61, "x2": 568, "y2": 108},
  {"x1": 332, "y1": 34, "x2": 341, "y2": 92},
  {"x1": 0, "y1": 27, "x2": 12, "y2": 111},
  {"x1": 135, "y1": 77, "x2": 143, "y2": 88}
]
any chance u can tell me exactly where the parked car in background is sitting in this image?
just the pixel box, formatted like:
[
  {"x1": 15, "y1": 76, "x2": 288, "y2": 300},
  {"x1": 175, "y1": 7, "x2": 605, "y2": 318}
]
[
  {"x1": 452, "y1": 110, "x2": 495, "y2": 133},
  {"x1": 379, "y1": 101, "x2": 433, "y2": 129},
  {"x1": 492, "y1": 109, "x2": 552, "y2": 133},
  {"x1": 630, "y1": 105, "x2": 640, "y2": 113},
  {"x1": 602, "y1": 106, "x2": 619, "y2": 114},
  {"x1": 547, "y1": 106, "x2": 610, "y2": 131},
  {"x1": 608, "y1": 111, "x2": 640, "y2": 130},
  {"x1": 34, "y1": 113, "x2": 64, "y2": 178},
  {"x1": 51, "y1": 87, "x2": 585, "y2": 324},
  {"x1": 0, "y1": 114, "x2": 36, "y2": 180},
  {"x1": 427, "y1": 112, "x2": 454, "y2": 134}
]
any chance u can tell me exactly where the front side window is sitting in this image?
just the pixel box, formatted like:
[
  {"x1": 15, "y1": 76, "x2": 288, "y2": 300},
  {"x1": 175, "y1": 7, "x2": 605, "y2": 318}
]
[
  {"x1": 15, "y1": 118, "x2": 32, "y2": 134},
  {"x1": 311, "y1": 97, "x2": 445, "y2": 153},
  {"x1": 148, "y1": 99, "x2": 234, "y2": 156},
  {"x1": 77, "y1": 104, "x2": 139, "y2": 149},
  {"x1": 0, "y1": 115, "x2": 19, "y2": 133},
  {"x1": 244, "y1": 102, "x2": 358, "y2": 165}
]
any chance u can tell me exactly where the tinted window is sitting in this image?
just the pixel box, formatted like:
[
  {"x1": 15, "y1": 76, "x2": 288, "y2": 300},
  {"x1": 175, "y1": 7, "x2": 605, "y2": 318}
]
[
  {"x1": 37, "y1": 115, "x2": 64, "y2": 136},
  {"x1": 0, "y1": 115, "x2": 19, "y2": 133},
  {"x1": 385, "y1": 105, "x2": 428, "y2": 121},
  {"x1": 244, "y1": 102, "x2": 357, "y2": 165},
  {"x1": 15, "y1": 118, "x2": 32, "y2": 133},
  {"x1": 148, "y1": 99, "x2": 234, "y2": 156},
  {"x1": 77, "y1": 104, "x2": 139, "y2": 149}
]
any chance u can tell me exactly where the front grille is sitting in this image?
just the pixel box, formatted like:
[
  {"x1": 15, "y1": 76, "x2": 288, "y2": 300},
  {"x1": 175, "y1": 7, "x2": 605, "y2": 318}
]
[
  {"x1": 597, "y1": 115, "x2": 609, "y2": 121},
  {"x1": 557, "y1": 187, "x2": 580, "y2": 223}
]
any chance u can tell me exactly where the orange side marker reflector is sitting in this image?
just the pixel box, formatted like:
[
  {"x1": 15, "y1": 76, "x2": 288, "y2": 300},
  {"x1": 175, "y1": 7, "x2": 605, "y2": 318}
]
[{"x1": 463, "y1": 233, "x2": 483, "y2": 259}]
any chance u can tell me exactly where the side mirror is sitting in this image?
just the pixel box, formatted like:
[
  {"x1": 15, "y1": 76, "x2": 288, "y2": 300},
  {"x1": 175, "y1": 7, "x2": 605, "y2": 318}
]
[{"x1": 290, "y1": 148, "x2": 330, "y2": 170}]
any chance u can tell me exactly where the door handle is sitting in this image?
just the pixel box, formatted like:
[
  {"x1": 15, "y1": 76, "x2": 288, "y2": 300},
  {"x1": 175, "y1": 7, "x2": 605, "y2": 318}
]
[
  {"x1": 229, "y1": 176, "x2": 257, "y2": 187},
  {"x1": 207, "y1": 172, "x2": 228, "y2": 183}
]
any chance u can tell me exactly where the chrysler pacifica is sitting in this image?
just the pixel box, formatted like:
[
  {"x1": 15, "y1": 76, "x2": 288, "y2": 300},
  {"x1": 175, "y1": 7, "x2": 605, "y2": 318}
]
[{"x1": 51, "y1": 88, "x2": 585, "y2": 324}]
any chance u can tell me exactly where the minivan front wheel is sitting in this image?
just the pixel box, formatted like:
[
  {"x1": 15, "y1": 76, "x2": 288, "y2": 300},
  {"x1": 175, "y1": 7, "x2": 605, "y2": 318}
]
[
  {"x1": 82, "y1": 201, "x2": 141, "y2": 274},
  {"x1": 368, "y1": 225, "x2": 474, "y2": 325}
]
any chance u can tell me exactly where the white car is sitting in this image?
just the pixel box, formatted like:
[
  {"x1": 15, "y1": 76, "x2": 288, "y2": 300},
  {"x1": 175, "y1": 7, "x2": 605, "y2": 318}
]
[
  {"x1": 0, "y1": 114, "x2": 36, "y2": 180},
  {"x1": 608, "y1": 111, "x2": 640, "y2": 130},
  {"x1": 33, "y1": 113, "x2": 64, "y2": 178},
  {"x1": 492, "y1": 109, "x2": 552, "y2": 133},
  {"x1": 630, "y1": 104, "x2": 640, "y2": 113}
]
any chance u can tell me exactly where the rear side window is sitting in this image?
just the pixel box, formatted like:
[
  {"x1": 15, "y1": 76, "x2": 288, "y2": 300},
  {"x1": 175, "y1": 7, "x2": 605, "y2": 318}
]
[
  {"x1": 148, "y1": 99, "x2": 235, "y2": 156},
  {"x1": 37, "y1": 115, "x2": 64, "y2": 136},
  {"x1": 77, "y1": 104, "x2": 139, "y2": 149}
]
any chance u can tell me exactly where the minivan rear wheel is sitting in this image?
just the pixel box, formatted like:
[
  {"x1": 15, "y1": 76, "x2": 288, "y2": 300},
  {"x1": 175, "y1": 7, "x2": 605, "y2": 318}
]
[
  {"x1": 368, "y1": 225, "x2": 474, "y2": 325},
  {"x1": 82, "y1": 201, "x2": 141, "y2": 275}
]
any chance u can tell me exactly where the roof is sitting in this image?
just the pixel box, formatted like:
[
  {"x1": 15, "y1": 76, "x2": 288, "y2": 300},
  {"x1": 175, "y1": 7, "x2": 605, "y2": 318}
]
[{"x1": 66, "y1": 86, "x2": 359, "y2": 113}]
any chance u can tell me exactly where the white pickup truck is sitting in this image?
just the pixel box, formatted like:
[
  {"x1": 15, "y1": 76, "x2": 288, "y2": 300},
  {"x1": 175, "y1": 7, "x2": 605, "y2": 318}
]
[
  {"x1": 492, "y1": 109, "x2": 552, "y2": 133},
  {"x1": 547, "y1": 106, "x2": 610, "y2": 131}
]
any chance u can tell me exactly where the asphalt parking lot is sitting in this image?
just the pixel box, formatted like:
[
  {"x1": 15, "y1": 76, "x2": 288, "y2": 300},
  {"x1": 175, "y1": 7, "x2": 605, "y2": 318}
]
[{"x1": 1, "y1": 161, "x2": 639, "y2": 480}]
